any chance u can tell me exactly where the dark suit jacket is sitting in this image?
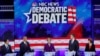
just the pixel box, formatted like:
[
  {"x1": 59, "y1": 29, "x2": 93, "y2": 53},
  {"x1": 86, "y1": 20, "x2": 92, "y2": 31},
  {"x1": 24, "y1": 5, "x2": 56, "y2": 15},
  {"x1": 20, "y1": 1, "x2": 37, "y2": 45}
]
[
  {"x1": 0, "y1": 44, "x2": 12, "y2": 56},
  {"x1": 20, "y1": 41, "x2": 31, "y2": 56},
  {"x1": 68, "y1": 40, "x2": 79, "y2": 51},
  {"x1": 85, "y1": 43, "x2": 96, "y2": 52},
  {"x1": 44, "y1": 43, "x2": 55, "y2": 52}
]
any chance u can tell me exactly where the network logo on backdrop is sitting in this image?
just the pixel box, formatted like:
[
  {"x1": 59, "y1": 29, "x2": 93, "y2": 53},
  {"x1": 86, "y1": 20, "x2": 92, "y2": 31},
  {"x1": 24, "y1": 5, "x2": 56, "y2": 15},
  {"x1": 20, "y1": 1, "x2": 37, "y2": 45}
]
[{"x1": 24, "y1": 2, "x2": 76, "y2": 24}]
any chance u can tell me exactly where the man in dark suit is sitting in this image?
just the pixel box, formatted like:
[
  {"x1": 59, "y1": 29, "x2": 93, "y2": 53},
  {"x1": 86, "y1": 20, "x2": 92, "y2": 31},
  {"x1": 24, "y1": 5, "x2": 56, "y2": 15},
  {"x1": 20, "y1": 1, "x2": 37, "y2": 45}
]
[
  {"x1": 0, "y1": 39, "x2": 12, "y2": 56},
  {"x1": 20, "y1": 36, "x2": 31, "y2": 56},
  {"x1": 44, "y1": 37, "x2": 55, "y2": 52},
  {"x1": 68, "y1": 34, "x2": 79, "y2": 56}
]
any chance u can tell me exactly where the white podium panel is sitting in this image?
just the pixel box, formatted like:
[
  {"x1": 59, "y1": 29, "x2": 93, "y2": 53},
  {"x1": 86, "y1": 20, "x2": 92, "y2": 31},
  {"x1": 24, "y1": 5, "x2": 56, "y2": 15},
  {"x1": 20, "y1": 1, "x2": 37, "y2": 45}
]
[
  {"x1": 5, "y1": 53, "x2": 17, "y2": 56},
  {"x1": 84, "y1": 52, "x2": 95, "y2": 56},
  {"x1": 24, "y1": 52, "x2": 35, "y2": 56},
  {"x1": 65, "y1": 51, "x2": 76, "y2": 56},
  {"x1": 44, "y1": 52, "x2": 55, "y2": 56}
]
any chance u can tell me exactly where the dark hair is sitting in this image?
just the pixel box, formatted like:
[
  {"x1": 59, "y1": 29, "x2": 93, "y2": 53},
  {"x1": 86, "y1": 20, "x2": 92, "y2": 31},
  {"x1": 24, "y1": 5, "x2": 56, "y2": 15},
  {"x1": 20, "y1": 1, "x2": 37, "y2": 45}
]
[
  {"x1": 71, "y1": 34, "x2": 75, "y2": 37},
  {"x1": 4, "y1": 39, "x2": 9, "y2": 43},
  {"x1": 88, "y1": 38, "x2": 93, "y2": 43}
]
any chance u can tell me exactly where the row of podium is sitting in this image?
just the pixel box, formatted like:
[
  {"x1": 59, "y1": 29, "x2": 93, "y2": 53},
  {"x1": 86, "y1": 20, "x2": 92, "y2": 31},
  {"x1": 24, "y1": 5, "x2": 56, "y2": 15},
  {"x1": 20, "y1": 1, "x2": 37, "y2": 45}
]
[{"x1": 5, "y1": 52, "x2": 96, "y2": 56}]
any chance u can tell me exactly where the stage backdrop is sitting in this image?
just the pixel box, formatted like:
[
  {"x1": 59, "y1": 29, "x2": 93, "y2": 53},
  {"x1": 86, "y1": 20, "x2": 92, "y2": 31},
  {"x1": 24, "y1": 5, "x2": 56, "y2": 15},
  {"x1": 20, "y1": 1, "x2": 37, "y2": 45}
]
[
  {"x1": 14, "y1": 0, "x2": 92, "y2": 39},
  {"x1": 14, "y1": 0, "x2": 98, "y2": 51},
  {"x1": 0, "y1": 0, "x2": 100, "y2": 52}
]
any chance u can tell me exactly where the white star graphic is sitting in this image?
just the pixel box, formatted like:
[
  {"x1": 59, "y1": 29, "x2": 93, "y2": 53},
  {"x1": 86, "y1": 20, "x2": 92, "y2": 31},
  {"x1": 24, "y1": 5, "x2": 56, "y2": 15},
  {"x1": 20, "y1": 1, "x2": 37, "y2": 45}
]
[{"x1": 24, "y1": 9, "x2": 32, "y2": 23}]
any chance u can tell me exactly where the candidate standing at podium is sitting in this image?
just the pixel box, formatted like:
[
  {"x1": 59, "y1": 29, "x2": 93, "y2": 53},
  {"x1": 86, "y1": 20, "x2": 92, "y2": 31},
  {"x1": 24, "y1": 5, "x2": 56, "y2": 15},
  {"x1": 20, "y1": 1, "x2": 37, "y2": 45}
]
[
  {"x1": 44, "y1": 37, "x2": 55, "y2": 52},
  {"x1": 0, "y1": 39, "x2": 12, "y2": 56},
  {"x1": 85, "y1": 38, "x2": 95, "y2": 52},
  {"x1": 68, "y1": 34, "x2": 79, "y2": 56},
  {"x1": 20, "y1": 36, "x2": 31, "y2": 56}
]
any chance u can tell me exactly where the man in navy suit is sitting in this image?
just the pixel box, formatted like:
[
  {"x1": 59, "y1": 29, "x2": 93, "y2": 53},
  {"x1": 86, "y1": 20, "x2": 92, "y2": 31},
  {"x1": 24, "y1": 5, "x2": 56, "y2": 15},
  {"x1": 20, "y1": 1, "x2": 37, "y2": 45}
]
[
  {"x1": 0, "y1": 39, "x2": 12, "y2": 56},
  {"x1": 44, "y1": 37, "x2": 55, "y2": 52},
  {"x1": 20, "y1": 36, "x2": 31, "y2": 56},
  {"x1": 68, "y1": 34, "x2": 79, "y2": 56}
]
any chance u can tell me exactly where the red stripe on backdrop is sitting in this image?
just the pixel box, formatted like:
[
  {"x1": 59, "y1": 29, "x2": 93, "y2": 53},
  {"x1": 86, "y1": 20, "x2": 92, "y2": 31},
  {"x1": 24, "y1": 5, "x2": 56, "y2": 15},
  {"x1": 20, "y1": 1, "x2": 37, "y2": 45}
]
[
  {"x1": 68, "y1": 21, "x2": 76, "y2": 24},
  {"x1": 68, "y1": 16, "x2": 76, "y2": 18},
  {"x1": 14, "y1": 44, "x2": 100, "y2": 49},
  {"x1": 68, "y1": 12, "x2": 76, "y2": 14},
  {"x1": 14, "y1": 43, "x2": 93, "y2": 47},
  {"x1": 95, "y1": 45, "x2": 100, "y2": 48},
  {"x1": 14, "y1": 43, "x2": 91, "y2": 48},
  {"x1": 15, "y1": 43, "x2": 69, "y2": 47}
]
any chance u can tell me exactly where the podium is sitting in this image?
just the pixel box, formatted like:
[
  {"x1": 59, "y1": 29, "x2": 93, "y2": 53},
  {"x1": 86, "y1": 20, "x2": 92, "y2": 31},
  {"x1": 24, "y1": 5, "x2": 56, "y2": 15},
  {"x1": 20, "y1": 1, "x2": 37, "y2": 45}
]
[
  {"x1": 65, "y1": 51, "x2": 76, "y2": 56},
  {"x1": 84, "y1": 52, "x2": 95, "y2": 56},
  {"x1": 44, "y1": 52, "x2": 55, "y2": 56},
  {"x1": 24, "y1": 52, "x2": 35, "y2": 56},
  {"x1": 5, "y1": 53, "x2": 17, "y2": 56}
]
